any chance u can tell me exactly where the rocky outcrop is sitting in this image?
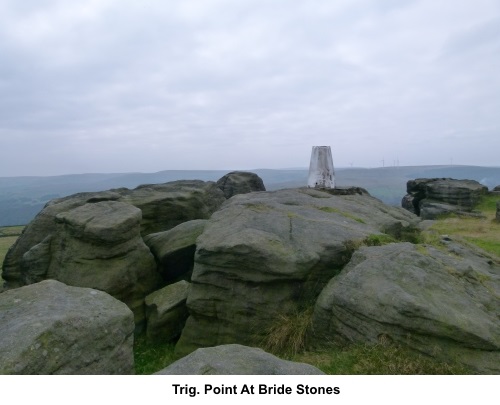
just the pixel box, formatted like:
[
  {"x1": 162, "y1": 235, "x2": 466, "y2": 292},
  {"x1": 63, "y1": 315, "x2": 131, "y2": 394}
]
[
  {"x1": 156, "y1": 344, "x2": 324, "y2": 375},
  {"x1": 144, "y1": 220, "x2": 207, "y2": 283},
  {"x1": 145, "y1": 281, "x2": 190, "y2": 343},
  {"x1": 322, "y1": 186, "x2": 370, "y2": 196},
  {"x1": 120, "y1": 181, "x2": 225, "y2": 235},
  {"x1": 5, "y1": 171, "x2": 497, "y2": 375},
  {"x1": 312, "y1": 242, "x2": 500, "y2": 374},
  {"x1": 402, "y1": 178, "x2": 488, "y2": 219},
  {"x1": 11, "y1": 201, "x2": 160, "y2": 326},
  {"x1": 216, "y1": 171, "x2": 266, "y2": 199},
  {"x1": 175, "y1": 188, "x2": 420, "y2": 355},
  {"x1": 2, "y1": 190, "x2": 122, "y2": 288},
  {"x1": 46, "y1": 201, "x2": 161, "y2": 326},
  {"x1": 0, "y1": 280, "x2": 134, "y2": 374},
  {"x1": 2, "y1": 180, "x2": 225, "y2": 289}
]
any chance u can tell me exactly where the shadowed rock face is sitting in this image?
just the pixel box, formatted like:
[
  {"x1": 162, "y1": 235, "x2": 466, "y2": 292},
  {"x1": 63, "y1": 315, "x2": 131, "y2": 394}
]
[
  {"x1": 144, "y1": 220, "x2": 207, "y2": 283},
  {"x1": 0, "y1": 280, "x2": 135, "y2": 375},
  {"x1": 312, "y1": 242, "x2": 500, "y2": 374},
  {"x1": 175, "y1": 188, "x2": 420, "y2": 356},
  {"x1": 156, "y1": 344, "x2": 324, "y2": 375},
  {"x1": 402, "y1": 178, "x2": 488, "y2": 218}
]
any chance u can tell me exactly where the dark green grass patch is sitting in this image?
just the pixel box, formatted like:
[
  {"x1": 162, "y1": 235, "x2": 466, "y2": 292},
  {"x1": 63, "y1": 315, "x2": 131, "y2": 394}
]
[
  {"x1": 293, "y1": 343, "x2": 472, "y2": 375},
  {"x1": 133, "y1": 334, "x2": 178, "y2": 375}
]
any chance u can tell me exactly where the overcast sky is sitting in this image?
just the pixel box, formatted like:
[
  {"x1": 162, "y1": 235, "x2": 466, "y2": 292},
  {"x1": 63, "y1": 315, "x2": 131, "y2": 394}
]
[{"x1": 1, "y1": 0, "x2": 499, "y2": 176}]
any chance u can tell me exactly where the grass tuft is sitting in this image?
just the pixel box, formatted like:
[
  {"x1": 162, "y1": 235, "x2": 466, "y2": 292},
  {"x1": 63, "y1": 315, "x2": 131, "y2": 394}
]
[
  {"x1": 262, "y1": 307, "x2": 314, "y2": 357},
  {"x1": 363, "y1": 234, "x2": 396, "y2": 246}
]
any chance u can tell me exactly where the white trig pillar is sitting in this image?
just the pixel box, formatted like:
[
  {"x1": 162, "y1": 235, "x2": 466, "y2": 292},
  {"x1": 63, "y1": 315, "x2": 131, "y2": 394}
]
[{"x1": 307, "y1": 146, "x2": 335, "y2": 189}]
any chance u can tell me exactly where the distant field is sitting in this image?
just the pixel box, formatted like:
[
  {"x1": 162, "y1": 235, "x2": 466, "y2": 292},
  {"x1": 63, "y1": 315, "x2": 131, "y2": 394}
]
[
  {"x1": 0, "y1": 225, "x2": 25, "y2": 237},
  {"x1": 0, "y1": 226, "x2": 24, "y2": 276}
]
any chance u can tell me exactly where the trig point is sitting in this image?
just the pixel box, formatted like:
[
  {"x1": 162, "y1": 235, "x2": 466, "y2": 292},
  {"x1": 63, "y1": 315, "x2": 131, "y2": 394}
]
[{"x1": 307, "y1": 146, "x2": 335, "y2": 189}]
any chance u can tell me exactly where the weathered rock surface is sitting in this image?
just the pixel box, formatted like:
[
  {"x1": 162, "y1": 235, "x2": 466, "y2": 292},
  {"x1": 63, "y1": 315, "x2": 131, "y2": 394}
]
[
  {"x1": 321, "y1": 186, "x2": 370, "y2": 196},
  {"x1": 2, "y1": 180, "x2": 225, "y2": 289},
  {"x1": 120, "y1": 181, "x2": 225, "y2": 235},
  {"x1": 156, "y1": 344, "x2": 324, "y2": 375},
  {"x1": 2, "y1": 190, "x2": 122, "y2": 288},
  {"x1": 216, "y1": 171, "x2": 266, "y2": 199},
  {"x1": 47, "y1": 201, "x2": 161, "y2": 326},
  {"x1": 6, "y1": 201, "x2": 160, "y2": 326},
  {"x1": 312, "y1": 242, "x2": 500, "y2": 374},
  {"x1": 175, "y1": 188, "x2": 420, "y2": 355},
  {"x1": 21, "y1": 235, "x2": 52, "y2": 284},
  {"x1": 419, "y1": 201, "x2": 485, "y2": 220},
  {"x1": 144, "y1": 220, "x2": 207, "y2": 283},
  {"x1": 145, "y1": 280, "x2": 190, "y2": 343},
  {"x1": 402, "y1": 178, "x2": 488, "y2": 218},
  {"x1": 0, "y1": 280, "x2": 134, "y2": 374}
]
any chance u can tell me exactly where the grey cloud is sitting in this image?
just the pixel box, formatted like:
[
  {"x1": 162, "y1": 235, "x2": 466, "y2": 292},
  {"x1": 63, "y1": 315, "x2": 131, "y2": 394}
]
[
  {"x1": 0, "y1": 0, "x2": 499, "y2": 176},
  {"x1": 441, "y1": 17, "x2": 500, "y2": 58}
]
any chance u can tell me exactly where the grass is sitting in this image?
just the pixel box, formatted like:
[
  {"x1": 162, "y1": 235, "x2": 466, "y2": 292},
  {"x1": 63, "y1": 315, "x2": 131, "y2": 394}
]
[
  {"x1": 293, "y1": 343, "x2": 471, "y2": 375},
  {"x1": 475, "y1": 194, "x2": 499, "y2": 213},
  {"x1": 133, "y1": 337, "x2": 471, "y2": 375},
  {"x1": 425, "y1": 194, "x2": 500, "y2": 257},
  {"x1": 0, "y1": 225, "x2": 25, "y2": 237},
  {"x1": 133, "y1": 334, "x2": 179, "y2": 375},
  {"x1": 363, "y1": 234, "x2": 396, "y2": 246}
]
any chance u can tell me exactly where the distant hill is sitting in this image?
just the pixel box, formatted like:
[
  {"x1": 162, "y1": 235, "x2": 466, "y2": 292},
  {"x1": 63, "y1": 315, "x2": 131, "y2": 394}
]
[{"x1": 1, "y1": 165, "x2": 499, "y2": 226}]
